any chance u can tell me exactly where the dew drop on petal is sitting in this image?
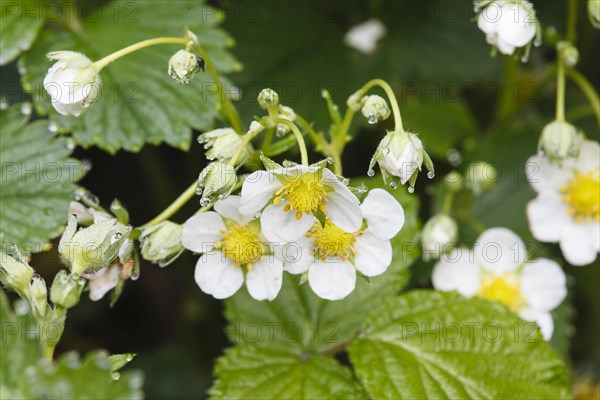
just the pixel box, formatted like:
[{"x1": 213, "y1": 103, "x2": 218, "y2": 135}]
[
  {"x1": 383, "y1": 147, "x2": 390, "y2": 154},
  {"x1": 367, "y1": 168, "x2": 375, "y2": 177}
]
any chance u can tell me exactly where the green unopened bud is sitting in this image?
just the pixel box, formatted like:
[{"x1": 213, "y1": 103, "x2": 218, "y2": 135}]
[
  {"x1": 168, "y1": 50, "x2": 200, "y2": 84},
  {"x1": 29, "y1": 276, "x2": 48, "y2": 318},
  {"x1": 465, "y1": 161, "x2": 498, "y2": 195},
  {"x1": 183, "y1": 27, "x2": 199, "y2": 47},
  {"x1": 139, "y1": 221, "x2": 184, "y2": 267},
  {"x1": 257, "y1": 88, "x2": 279, "y2": 109},
  {"x1": 538, "y1": 120, "x2": 581, "y2": 164},
  {"x1": 347, "y1": 90, "x2": 365, "y2": 111},
  {"x1": 50, "y1": 270, "x2": 85, "y2": 309},
  {"x1": 589, "y1": 0, "x2": 600, "y2": 28},
  {"x1": 422, "y1": 214, "x2": 458, "y2": 261},
  {"x1": 361, "y1": 95, "x2": 390, "y2": 124},
  {"x1": 58, "y1": 215, "x2": 132, "y2": 276},
  {"x1": 444, "y1": 171, "x2": 464, "y2": 193},
  {"x1": 0, "y1": 252, "x2": 33, "y2": 295},
  {"x1": 198, "y1": 128, "x2": 252, "y2": 163},
  {"x1": 369, "y1": 131, "x2": 434, "y2": 191},
  {"x1": 198, "y1": 162, "x2": 237, "y2": 206}
]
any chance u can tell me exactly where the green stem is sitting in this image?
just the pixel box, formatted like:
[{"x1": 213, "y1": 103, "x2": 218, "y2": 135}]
[
  {"x1": 261, "y1": 127, "x2": 274, "y2": 151},
  {"x1": 442, "y1": 192, "x2": 454, "y2": 215},
  {"x1": 194, "y1": 45, "x2": 243, "y2": 134},
  {"x1": 272, "y1": 119, "x2": 309, "y2": 166},
  {"x1": 92, "y1": 37, "x2": 189, "y2": 70},
  {"x1": 229, "y1": 125, "x2": 265, "y2": 167},
  {"x1": 565, "y1": 69, "x2": 600, "y2": 128},
  {"x1": 566, "y1": 0, "x2": 578, "y2": 43},
  {"x1": 140, "y1": 181, "x2": 198, "y2": 228},
  {"x1": 43, "y1": 342, "x2": 56, "y2": 361},
  {"x1": 556, "y1": 49, "x2": 566, "y2": 122}
]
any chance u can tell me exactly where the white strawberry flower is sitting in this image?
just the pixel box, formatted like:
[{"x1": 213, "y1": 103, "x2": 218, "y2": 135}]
[
  {"x1": 282, "y1": 189, "x2": 405, "y2": 300},
  {"x1": 43, "y1": 51, "x2": 101, "y2": 116},
  {"x1": 181, "y1": 195, "x2": 283, "y2": 301},
  {"x1": 476, "y1": 0, "x2": 538, "y2": 55},
  {"x1": 239, "y1": 163, "x2": 362, "y2": 243},
  {"x1": 344, "y1": 19, "x2": 386, "y2": 55},
  {"x1": 526, "y1": 139, "x2": 600, "y2": 266},
  {"x1": 432, "y1": 227, "x2": 567, "y2": 340}
]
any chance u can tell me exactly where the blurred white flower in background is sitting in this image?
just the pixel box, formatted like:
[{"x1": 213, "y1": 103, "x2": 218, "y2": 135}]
[
  {"x1": 432, "y1": 227, "x2": 567, "y2": 340},
  {"x1": 344, "y1": 19, "x2": 386, "y2": 55},
  {"x1": 526, "y1": 139, "x2": 600, "y2": 266},
  {"x1": 476, "y1": 0, "x2": 538, "y2": 55}
]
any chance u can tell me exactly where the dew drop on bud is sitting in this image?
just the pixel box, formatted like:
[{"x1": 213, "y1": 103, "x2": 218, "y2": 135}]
[
  {"x1": 200, "y1": 197, "x2": 211, "y2": 207},
  {"x1": 342, "y1": 178, "x2": 350, "y2": 185},
  {"x1": 195, "y1": 188, "x2": 203, "y2": 196},
  {"x1": 326, "y1": 157, "x2": 334, "y2": 164},
  {"x1": 383, "y1": 147, "x2": 390, "y2": 154},
  {"x1": 130, "y1": 271, "x2": 139, "y2": 281},
  {"x1": 367, "y1": 169, "x2": 375, "y2": 177},
  {"x1": 217, "y1": 194, "x2": 224, "y2": 200},
  {"x1": 427, "y1": 171, "x2": 435, "y2": 179},
  {"x1": 408, "y1": 186, "x2": 415, "y2": 193},
  {"x1": 367, "y1": 114, "x2": 377, "y2": 124},
  {"x1": 112, "y1": 371, "x2": 121, "y2": 381}
]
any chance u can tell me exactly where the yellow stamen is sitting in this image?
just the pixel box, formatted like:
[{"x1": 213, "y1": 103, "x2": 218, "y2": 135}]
[
  {"x1": 310, "y1": 220, "x2": 361, "y2": 261},
  {"x1": 561, "y1": 170, "x2": 600, "y2": 222},
  {"x1": 478, "y1": 275, "x2": 525, "y2": 312},
  {"x1": 218, "y1": 222, "x2": 264, "y2": 267},
  {"x1": 273, "y1": 171, "x2": 328, "y2": 214}
]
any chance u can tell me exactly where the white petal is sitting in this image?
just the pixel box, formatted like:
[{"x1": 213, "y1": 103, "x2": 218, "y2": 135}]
[
  {"x1": 520, "y1": 258, "x2": 567, "y2": 311},
  {"x1": 51, "y1": 100, "x2": 85, "y2": 117},
  {"x1": 526, "y1": 155, "x2": 572, "y2": 193},
  {"x1": 260, "y1": 203, "x2": 315, "y2": 243},
  {"x1": 239, "y1": 170, "x2": 281, "y2": 216},
  {"x1": 281, "y1": 235, "x2": 315, "y2": 274},
  {"x1": 344, "y1": 19, "x2": 386, "y2": 55},
  {"x1": 574, "y1": 139, "x2": 600, "y2": 172},
  {"x1": 477, "y1": 3, "x2": 502, "y2": 34},
  {"x1": 497, "y1": 3, "x2": 536, "y2": 47},
  {"x1": 518, "y1": 308, "x2": 554, "y2": 341},
  {"x1": 246, "y1": 257, "x2": 283, "y2": 301},
  {"x1": 526, "y1": 192, "x2": 570, "y2": 243},
  {"x1": 321, "y1": 170, "x2": 362, "y2": 232},
  {"x1": 495, "y1": 37, "x2": 516, "y2": 55},
  {"x1": 432, "y1": 248, "x2": 481, "y2": 297},
  {"x1": 181, "y1": 212, "x2": 225, "y2": 253},
  {"x1": 474, "y1": 227, "x2": 526, "y2": 274},
  {"x1": 560, "y1": 223, "x2": 599, "y2": 266},
  {"x1": 353, "y1": 232, "x2": 392, "y2": 277},
  {"x1": 214, "y1": 195, "x2": 254, "y2": 225},
  {"x1": 360, "y1": 188, "x2": 405, "y2": 240},
  {"x1": 308, "y1": 259, "x2": 356, "y2": 300},
  {"x1": 88, "y1": 264, "x2": 120, "y2": 301},
  {"x1": 194, "y1": 252, "x2": 243, "y2": 299}
]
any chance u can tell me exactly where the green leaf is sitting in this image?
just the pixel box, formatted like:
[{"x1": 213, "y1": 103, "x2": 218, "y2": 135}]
[
  {"x1": 20, "y1": 0, "x2": 239, "y2": 153},
  {"x1": 0, "y1": 104, "x2": 84, "y2": 253},
  {"x1": 0, "y1": 0, "x2": 45, "y2": 65},
  {"x1": 209, "y1": 343, "x2": 365, "y2": 400},
  {"x1": 224, "y1": 177, "x2": 420, "y2": 352},
  {"x1": 348, "y1": 290, "x2": 571, "y2": 399}
]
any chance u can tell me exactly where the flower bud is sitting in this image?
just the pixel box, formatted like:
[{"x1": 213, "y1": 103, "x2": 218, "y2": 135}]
[
  {"x1": 421, "y1": 214, "x2": 458, "y2": 261},
  {"x1": 346, "y1": 90, "x2": 365, "y2": 112},
  {"x1": 465, "y1": 161, "x2": 498, "y2": 195},
  {"x1": 275, "y1": 105, "x2": 297, "y2": 136},
  {"x1": 29, "y1": 276, "x2": 48, "y2": 318},
  {"x1": 139, "y1": 221, "x2": 184, "y2": 266},
  {"x1": 68, "y1": 201, "x2": 94, "y2": 225},
  {"x1": 58, "y1": 215, "x2": 132, "y2": 276},
  {"x1": 538, "y1": 120, "x2": 581, "y2": 164},
  {"x1": 43, "y1": 51, "x2": 101, "y2": 117},
  {"x1": 361, "y1": 95, "x2": 390, "y2": 124},
  {"x1": 589, "y1": 0, "x2": 600, "y2": 28},
  {"x1": 198, "y1": 128, "x2": 252, "y2": 163},
  {"x1": 444, "y1": 171, "x2": 464, "y2": 193},
  {"x1": 197, "y1": 161, "x2": 237, "y2": 206},
  {"x1": 370, "y1": 131, "x2": 434, "y2": 190},
  {"x1": 257, "y1": 88, "x2": 279, "y2": 109},
  {"x1": 168, "y1": 50, "x2": 200, "y2": 84},
  {"x1": 0, "y1": 252, "x2": 33, "y2": 296},
  {"x1": 50, "y1": 270, "x2": 85, "y2": 309}
]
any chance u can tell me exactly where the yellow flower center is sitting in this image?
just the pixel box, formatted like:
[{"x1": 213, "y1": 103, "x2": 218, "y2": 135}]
[
  {"x1": 307, "y1": 220, "x2": 361, "y2": 260},
  {"x1": 561, "y1": 170, "x2": 600, "y2": 222},
  {"x1": 273, "y1": 172, "x2": 328, "y2": 219},
  {"x1": 216, "y1": 222, "x2": 264, "y2": 270},
  {"x1": 478, "y1": 275, "x2": 525, "y2": 312}
]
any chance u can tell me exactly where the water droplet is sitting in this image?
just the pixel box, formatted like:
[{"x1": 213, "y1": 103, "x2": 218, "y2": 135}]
[
  {"x1": 357, "y1": 184, "x2": 367, "y2": 194},
  {"x1": 14, "y1": 300, "x2": 29, "y2": 316},
  {"x1": 427, "y1": 171, "x2": 435, "y2": 179},
  {"x1": 18, "y1": 64, "x2": 27, "y2": 75},
  {"x1": 130, "y1": 271, "x2": 139, "y2": 281},
  {"x1": 63, "y1": 353, "x2": 80, "y2": 369},
  {"x1": 342, "y1": 178, "x2": 350, "y2": 185},
  {"x1": 446, "y1": 148, "x2": 462, "y2": 166},
  {"x1": 275, "y1": 125, "x2": 287, "y2": 137},
  {"x1": 200, "y1": 197, "x2": 211, "y2": 207},
  {"x1": 66, "y1": 139, "x2": 75, "y2": 151},
  {"x1": 128, "y1": 371, "x2": 144, "y2": 390},
  {"x1": 0, "y1": 97, "x2": 8, "y2": 110},
  {"x1": 326, "y1": 157, "x2": 334, "y2": 164},
  {"x1": 158, "y1": 260, "x2": 166, "y2": 268},
  {"x1": 84, "y1": 193, "x2": 99, "y2": 205},
  {"x1": 282, "y1": 160, "x2": 293, "y2": 167},
  {"x1": 367, "y1": 113, "x2": 377, "y2": 124},
  {"x1": 383, "y1": 147, "x2": 390, "y2": 154},
  {"x1": 534, "y1": 39, "x2": 542, "y2": 47},
  {"x1": 126, "y1": 354, "x2": 134, "y2": 362},
  {"x1": 253, "y1": 211, "x2": 262, "y2": 218},
  {"x1": 217, "y1": 194, "x2": 224, "y2": 200},
  {"x1": 367, "y1": 169, "x2": 375, "y2": 177},
  {"x1": 520, "y1": 54, "x2": 529, "y2": 63},
  {"x1": 389, "y1": 181, "x2": 397, "y2": 189},
  {"x1": 111, "y1": 232, "x2": 122, "y2": 244},
  {"x1": 48, "y1": 121, "x2": 59, "y2": 133},
  {"x1": 20, "y1": 102, "x2": 32, "y2": 115},
  {"x1": 195, "y1": 188, "x2": 203, "y2": 196},
  {"x1": 112, "y1": 371, "x2": 121, "y2": 381},
  {"x1": 408, "y1": 186, "x2": 415, "y2": 193}
]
